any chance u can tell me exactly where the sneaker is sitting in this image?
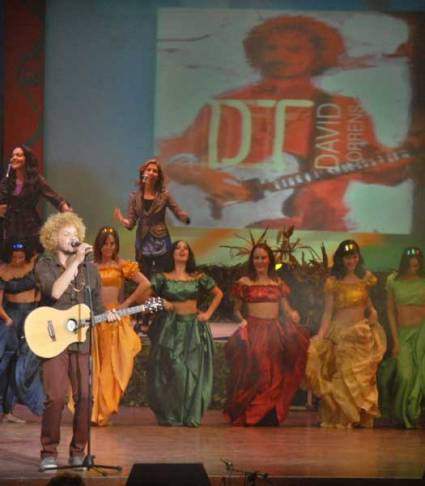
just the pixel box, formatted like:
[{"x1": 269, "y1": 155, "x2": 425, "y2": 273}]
[
  {"x1": 68, "y1": 455, "x2": 86, "y2": 469},
  {"x1": 4, "y1": 413, "x2": 26, "y2": 424},
  {"x1": 39, "y1": 456, "x2": 58, "y2": 472}
]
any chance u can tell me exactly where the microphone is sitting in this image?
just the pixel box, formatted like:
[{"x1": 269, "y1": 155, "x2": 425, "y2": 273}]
[
  {"x1": 71, "y1": 240, "x2": 94, "y2": 262},
  {"x1": 5, "y1": 164, "x2": 12, "y2": 178},
  {"x1": 220, "y1": 459, "x2": 233, "y2": 471},
  {"x1": 141, "y1": 175, "x2": 148, "y2": 183}
]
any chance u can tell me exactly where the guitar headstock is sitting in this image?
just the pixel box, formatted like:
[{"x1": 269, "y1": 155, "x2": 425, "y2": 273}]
[{"x1": 144, "y1": 297, "x2": 164, "y2": 314}]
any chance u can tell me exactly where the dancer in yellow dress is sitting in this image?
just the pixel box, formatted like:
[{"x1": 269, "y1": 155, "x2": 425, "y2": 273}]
[
  {"x1": 91, "y1": 226, "x2": 149, "y2": 426},
  {"x1": 306, "y1": 240, "x2": 386, "y2": 428}
]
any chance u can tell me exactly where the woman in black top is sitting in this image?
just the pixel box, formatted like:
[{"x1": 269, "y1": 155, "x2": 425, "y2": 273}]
[
  {"x1": 0, "y1": 240, "x2": 44, "y2": 423},
  {"x1": 0, "y1": 145, "x2": 72, "y2": 254}
]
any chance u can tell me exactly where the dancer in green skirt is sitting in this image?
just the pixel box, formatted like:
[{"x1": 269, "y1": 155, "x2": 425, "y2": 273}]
[
  {"x1": 379, "y1": 247, "x2": 425, "y2": 428},
  {"x1": 146, "y1": 240, "x2": 223, "y2": 426}
]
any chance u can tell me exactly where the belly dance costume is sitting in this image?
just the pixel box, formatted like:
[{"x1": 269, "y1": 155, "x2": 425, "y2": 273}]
[
  {"x1": 224, "y1": 281, "x2": 310, "y2": 426},
  {"x1": 147, "y1": 273, "x2": 216, "y2": 427},
  {"x1": 378, "y1": 274, "x2": 425, "y2": 428},
  {"x1": 91, "y1": 260, "x2": 142, "y2": 426},
  {"x1": 306, "y1": 274, "x2": 386, "y2": 428},
  {"x1": 0, "y1": 267, "x2": 44, "y2": 416}
]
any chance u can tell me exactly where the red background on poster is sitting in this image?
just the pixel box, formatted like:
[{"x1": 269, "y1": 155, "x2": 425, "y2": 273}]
[{"x1": 2, "y1": 0, "x2": 45, "y2": 169}]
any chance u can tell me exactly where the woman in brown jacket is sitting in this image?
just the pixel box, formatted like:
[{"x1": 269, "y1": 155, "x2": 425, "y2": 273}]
[{"x1": 114, "y1": 158, "x2": 190, "y2": 277}]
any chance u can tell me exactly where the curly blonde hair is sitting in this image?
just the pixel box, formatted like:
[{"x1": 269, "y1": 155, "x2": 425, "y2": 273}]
[{"x1": 40, "y1": 212, "x2": 86, "y2": 253}]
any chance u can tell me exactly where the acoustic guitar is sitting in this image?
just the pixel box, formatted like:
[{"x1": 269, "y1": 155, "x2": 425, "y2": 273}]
[{"x1": 24, "y1": 297, "x2": 163, "y2": 358}]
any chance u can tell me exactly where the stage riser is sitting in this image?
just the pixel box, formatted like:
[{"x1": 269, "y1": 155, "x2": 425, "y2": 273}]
[{"x1": 1, "y1": 409, "x2": 423, "y2": 485}]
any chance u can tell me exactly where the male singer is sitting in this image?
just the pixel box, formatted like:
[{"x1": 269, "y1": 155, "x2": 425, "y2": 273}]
[{"x1": 35, "y1": 212, "x2": 117, "y2": 471}]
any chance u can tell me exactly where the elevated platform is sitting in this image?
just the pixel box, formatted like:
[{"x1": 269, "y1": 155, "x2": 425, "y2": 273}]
[{"x1": 0, "y1": 407, "x2": 424, "y2": 485}]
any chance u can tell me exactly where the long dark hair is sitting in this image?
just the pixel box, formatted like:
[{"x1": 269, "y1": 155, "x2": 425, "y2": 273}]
[
  {"x1": 138, "y1": 158, "x2": 165, "y2": 193},
  {"x1": 330, "y1": 239, "x2": 366, "y2": 280},
  {"x1": 247, "y1": 243, "x2": 278, "y2": 281},
  {"x1": 6, "y1": 145, "x2": 40, "y2": 193},
  {"x1": 396, "y1": 247, "x2": 424, "y2": 278},
  {"x1": 163, "y1": 240, "x2": 197, "y2": 274},
  {"x1": 93, "y1": 226, "x2": 120, "y2": 263}
]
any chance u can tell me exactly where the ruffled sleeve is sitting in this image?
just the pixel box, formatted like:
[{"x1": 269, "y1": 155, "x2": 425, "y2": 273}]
[
  {"x1": 385, "y1": 272, "x2": 397, "y2": 293},
  {"x1": 365, "y1": 271, "x2": 378, "y2": 288},
  {"x1": 324, "y1": 277, "x2": 337, "y2": 295},
  {"x1": 150, "y1": 273, "x2": 166, "y2": 296},
  {"x1": 120, "y1": 260, "x2": 139, "y2": 280},
  {"x1": 198, "y1": 273, "x2": 216, "y2": 293}
]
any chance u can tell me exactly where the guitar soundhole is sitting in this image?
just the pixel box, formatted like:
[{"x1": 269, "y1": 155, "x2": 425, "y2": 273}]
[{"x1": 66, "y1": 319, "x2": 78, "y2": 333}]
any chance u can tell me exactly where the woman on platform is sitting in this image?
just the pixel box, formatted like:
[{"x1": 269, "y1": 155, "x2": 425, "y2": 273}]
[
  {"x1": 0, "y1": 240, "x2": 44, "y2": 423},
  {"x1": 378, "y1": 247, "x2": 425, "y2": 428},
  {"x1": 0, "y1": 145, "x2": 72, "y2": 254},
  {"x1": 306, "y1": 240, "x2": 386, "y2": 428},
  {"x1": 147, "y1": 240, "x2": 222, "y2": 426},
  {"x1": 114, "y1": 158, "x2": 190, "y2": 278},
  {"x1": 224, "y1": 243, "x2": 309, "y2": 426},
  {"x1": 91, "y1": 226, "x2": 150, "y2": 426}
]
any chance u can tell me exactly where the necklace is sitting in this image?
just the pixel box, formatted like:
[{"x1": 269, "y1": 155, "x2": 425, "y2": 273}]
[{"x1": 71, "y1": 274, "x2": 85, "y2": 293}]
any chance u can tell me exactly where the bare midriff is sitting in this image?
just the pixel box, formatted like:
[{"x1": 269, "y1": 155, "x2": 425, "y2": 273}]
[
  {"x1": 246, "y1": 302, "x2": 280, "y2": 319},
  {"x1": 332, "y1": 306, "x2": 367, "y2": 325},
  {"x1": 101, "y1": 286, "x2": 121, "y2": 307},
  {"x1": 397, "y1": 304, "x2": 425, "y2": 327},
  {"x1": 5, "y1": 288, "x2": 39, "y2": 304},
  {"x1": 171, "y1": 299, "x2": 198, "y2": 315}
]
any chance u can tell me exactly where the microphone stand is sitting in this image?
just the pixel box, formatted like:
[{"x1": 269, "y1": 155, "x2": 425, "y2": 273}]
[
  {"x1": 79, "y1": 259, "x2": 122, "y2": 474},
  {"x1": 221, "y1": 459, "x2": 273, "y2": 486},
  {"x1": 46, "y1": 259, "x2": 123, "y2": 475}
]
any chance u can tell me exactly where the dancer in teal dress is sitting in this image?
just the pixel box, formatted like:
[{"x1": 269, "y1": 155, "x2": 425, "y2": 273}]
[
  {"x1": 147, "y1": 240, "x2": 223, "y2": 426},
  {"x1": 378, "y1": 247, "x2": 425, "y2": 428}
]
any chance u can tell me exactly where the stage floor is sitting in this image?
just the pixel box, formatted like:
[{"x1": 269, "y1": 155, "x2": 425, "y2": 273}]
[{"x1": 0, "y1": 406, "x2": 424, "y2": 485}]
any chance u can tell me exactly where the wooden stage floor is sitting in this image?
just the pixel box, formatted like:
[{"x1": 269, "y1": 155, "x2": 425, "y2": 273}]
[{"x1": 0, "y1": 405, "x2": 424, "y2": 485}]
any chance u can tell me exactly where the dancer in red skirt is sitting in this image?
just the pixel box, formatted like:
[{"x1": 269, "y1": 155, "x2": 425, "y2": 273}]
[{"x1": 224, "y1": 243, "x2": 309, "y2": 425}]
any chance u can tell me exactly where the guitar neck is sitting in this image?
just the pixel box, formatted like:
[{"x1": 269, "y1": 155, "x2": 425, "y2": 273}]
[
  {"x1": 264, "y1": 148, "x2": 413, "y2": 193},
  {"x1": 93, "y1": 304, "x2": 147, "y2": 325}
]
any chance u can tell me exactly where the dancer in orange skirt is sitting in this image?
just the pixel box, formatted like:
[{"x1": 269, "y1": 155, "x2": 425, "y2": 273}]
[{"x1": 91, "y1": 226, "x2": 149, "y2": 426}]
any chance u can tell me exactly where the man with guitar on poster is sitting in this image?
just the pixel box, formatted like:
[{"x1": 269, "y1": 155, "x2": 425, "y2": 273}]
[
  {"x1": 34, "y1": 212, "x2": 119, "y2": 472},
  {"x1": 159, "y1": 15, "x2": 414, "y2": 232}
]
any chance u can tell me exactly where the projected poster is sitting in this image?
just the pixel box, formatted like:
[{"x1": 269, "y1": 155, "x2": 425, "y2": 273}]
[{"x1": 155, "y1": 9, "x2": 420, "y2": 234}]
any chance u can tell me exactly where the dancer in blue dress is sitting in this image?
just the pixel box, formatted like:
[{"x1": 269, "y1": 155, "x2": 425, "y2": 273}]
[{"x1": 0, "y1": 241, "x2": 44, "y2": 422}]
